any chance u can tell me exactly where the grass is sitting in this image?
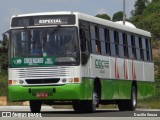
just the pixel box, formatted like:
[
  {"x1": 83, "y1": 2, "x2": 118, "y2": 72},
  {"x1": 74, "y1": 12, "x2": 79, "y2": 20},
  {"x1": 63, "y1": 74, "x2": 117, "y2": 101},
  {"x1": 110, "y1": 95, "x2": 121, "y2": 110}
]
[{"x1": 137, "y1": 92, "x2": 160, "y2": 109}]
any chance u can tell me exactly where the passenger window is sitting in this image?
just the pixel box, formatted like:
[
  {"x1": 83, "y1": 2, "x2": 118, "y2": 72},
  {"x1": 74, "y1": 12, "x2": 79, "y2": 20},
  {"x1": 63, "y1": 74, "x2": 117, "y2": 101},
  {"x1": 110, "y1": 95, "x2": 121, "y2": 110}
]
[
  {"x1": 135, "y1": 36, "x2": 140, "y2": 60},
  {"x1": 110, "y1": 30, "x2": 116, "y2": 56},
  {"x1": 99, "y1": 28, "x2": 106, "y2": 55},
  {"x1": 123, "y1": 33, "x2": 128, "y2": 58},
  {"x1": 90, "y1": 26, "x2": 96, "y2": 54},
  {"x1": 142, "y1": 38, "x2": 147, "y2": 61},
  {"x1": 118, "y1": 32, "x2": 124, "y2": 58}
]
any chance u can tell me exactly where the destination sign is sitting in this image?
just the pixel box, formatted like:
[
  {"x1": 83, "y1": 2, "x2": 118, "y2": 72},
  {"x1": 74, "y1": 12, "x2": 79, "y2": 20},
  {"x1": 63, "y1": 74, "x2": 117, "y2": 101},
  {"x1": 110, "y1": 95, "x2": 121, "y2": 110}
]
[
  {"x1": 39, "y1": 19, "x2": 63, "y2": 24},
  {"x1": 11, "y1": 57, "x2": 55, "y2": 67},
  {"x1": 34, "y1": 16, "x2": 69, "y2": 25},
  {"x1": 11, "y1": 15, "x2": 75, "y2": 27}
]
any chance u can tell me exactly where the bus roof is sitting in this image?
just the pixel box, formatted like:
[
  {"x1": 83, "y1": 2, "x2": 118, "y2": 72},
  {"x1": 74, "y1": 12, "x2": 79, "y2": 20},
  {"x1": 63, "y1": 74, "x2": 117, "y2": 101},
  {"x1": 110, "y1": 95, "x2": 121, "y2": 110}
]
[{"x1": 11, "y1": 11, "x2": 151, "y2": 37}]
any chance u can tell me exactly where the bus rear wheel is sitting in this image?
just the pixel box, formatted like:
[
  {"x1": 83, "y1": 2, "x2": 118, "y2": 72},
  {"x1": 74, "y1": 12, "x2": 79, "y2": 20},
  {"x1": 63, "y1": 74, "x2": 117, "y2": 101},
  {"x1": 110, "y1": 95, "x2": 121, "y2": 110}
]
[
  {"x1": 118, "y1": 86, "x2": 137, "y2": 111},
  {"x1": 127, "y1": 86, "x2": 137, "y2": 111},
  {"x1": 29, "y1": 100, "x2": 42, "y2": 113}
]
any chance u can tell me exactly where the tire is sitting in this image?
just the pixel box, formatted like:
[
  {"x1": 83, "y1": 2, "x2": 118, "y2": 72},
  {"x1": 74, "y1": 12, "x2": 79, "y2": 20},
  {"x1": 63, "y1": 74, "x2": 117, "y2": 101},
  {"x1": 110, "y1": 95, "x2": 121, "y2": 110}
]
[
  {"x1": 118, "y1": 100, "x2": 128, "y2": 111},
  {"x1": 72, "y1": 86, "x2": 100, "y2": 113},
  {"x1": 127, "y1": 86, "x2": 137, "y2": 111},
  {"x1": 118, "y1": 86, "x2": 137, "y2": 111},
  {"x1": 29, "y1": 101, "x2": 42, "y2": 113},
  {"x1": 72, "y1": 101, "x2": 84, "y2": 113},
  {"x1": 85, "y1": 87, "x2": 100, "y2": 112}
]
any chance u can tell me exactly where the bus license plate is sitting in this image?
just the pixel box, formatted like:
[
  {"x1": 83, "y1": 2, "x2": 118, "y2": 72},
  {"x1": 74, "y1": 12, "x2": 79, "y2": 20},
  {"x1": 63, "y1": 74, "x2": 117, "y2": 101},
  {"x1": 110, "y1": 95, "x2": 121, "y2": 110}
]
[{"x1": 36, "y1": 92, "x2": 48, "y2": 98}]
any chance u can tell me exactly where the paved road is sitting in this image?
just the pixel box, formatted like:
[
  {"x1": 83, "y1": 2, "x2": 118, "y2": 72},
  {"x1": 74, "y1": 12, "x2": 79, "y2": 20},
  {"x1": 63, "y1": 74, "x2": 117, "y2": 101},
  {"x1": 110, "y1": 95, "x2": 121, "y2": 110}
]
[{"x1": 0, "y1": 106, "x2": 160, "y2": 120}]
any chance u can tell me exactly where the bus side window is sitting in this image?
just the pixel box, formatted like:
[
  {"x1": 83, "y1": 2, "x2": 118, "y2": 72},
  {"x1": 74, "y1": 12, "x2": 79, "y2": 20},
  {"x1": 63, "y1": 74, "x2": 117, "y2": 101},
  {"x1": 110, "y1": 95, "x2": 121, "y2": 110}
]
[
  {"x1": 118, "y1": 32, "x2": 124, "y2": 58},
  {"x1": 80, "y1": 22, "x2": 90, "y2": 65},
  {"x1": 99, "y1": 28, "x2": 106, "y2": 55},
  {"x1": 127, "y1": 34, "x2": 133, "y2": 59},
  {"x1": 142, "y1": 37, "x2": 147, "y2": 61},
  {"x1": 114, "y1": 31, "x2": 119, "y2": 57},
  {"x1": 131, "y1": 35, "x2": 137, "y2": 60},
  {"x1": 145, "y1": 38, "x2": 150, "y2": 61},
  {"x1": 90, "y1": 25, "x2": 96, "y2": 54},
  {"x1": 135, "y1": 36, "x2": 140, "y2": 60},
  {"x1": 110, "y1": 30, "x2": 116, "y2": 56},
  {"x1": 123, "y1": 33, "x2": 128, "y2": 58},
  {"x1": 80, "y1": 28, "x2": 86, "y2": 52},
  {"x1": 139, "y1": 37, "x2": 144, "y2": 60},
  {"x1": 95, "y1": 26, "x2": 101, "y2": 54},
  {"x1": 148, "y1": 38, "x2": 152, "y2": 62},
  {"x1": 105, "y1": 29, "x2": 110, "y2": 55}
]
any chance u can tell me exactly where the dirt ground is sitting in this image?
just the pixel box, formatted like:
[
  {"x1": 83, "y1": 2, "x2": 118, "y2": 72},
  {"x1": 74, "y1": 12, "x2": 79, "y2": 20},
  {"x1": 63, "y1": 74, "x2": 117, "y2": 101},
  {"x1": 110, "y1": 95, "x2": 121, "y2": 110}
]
[{"x1": 0, "y1": 96, "x2": 29, "y2": 106}]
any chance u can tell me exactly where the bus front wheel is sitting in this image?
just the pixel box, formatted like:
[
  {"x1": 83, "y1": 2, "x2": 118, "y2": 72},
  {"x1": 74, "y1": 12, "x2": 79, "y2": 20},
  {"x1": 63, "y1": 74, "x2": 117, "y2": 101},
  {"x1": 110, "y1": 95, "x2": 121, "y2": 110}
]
[
  {"x1": 29, "y1": 100, "x2": 42, "y2": 113},
  {"x1": 72, "y1": 88, "x2": 99, "y2": 112}
]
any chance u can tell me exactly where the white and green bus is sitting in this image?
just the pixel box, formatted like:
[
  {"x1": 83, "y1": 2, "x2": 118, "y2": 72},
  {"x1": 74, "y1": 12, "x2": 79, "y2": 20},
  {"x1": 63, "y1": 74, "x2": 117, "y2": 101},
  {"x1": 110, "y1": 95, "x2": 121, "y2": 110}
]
[{"x1": 6, "y1": 11, "x2": 154, "y2": 112}]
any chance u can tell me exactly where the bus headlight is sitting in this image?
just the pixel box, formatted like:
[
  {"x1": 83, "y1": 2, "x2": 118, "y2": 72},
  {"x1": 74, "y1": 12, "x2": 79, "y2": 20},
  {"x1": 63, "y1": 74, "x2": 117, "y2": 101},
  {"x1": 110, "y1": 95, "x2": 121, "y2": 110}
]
[
  {"x1": 62, "y1": 78, "x2": 67, "y2": 83},
  {"x1": 68, "y1": 78, "x2": 73, "y2": 83},
  {"x1": 19, "y1": 80, "x2": 24, "y2": 84}
]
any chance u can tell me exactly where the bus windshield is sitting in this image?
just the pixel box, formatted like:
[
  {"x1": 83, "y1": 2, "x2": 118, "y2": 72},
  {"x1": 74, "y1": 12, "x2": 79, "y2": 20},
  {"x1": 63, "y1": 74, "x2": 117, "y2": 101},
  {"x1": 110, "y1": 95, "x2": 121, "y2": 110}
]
[{"x1": 10, "y1": 27, "x2": 79, "y2": 66}]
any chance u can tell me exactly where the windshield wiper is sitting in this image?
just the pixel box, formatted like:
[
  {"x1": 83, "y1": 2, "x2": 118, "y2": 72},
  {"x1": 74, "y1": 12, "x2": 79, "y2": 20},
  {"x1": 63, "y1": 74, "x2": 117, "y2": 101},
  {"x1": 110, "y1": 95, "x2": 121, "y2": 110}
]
[
  {"x1": 24, "y1": 26, "x2": 32, "y2": 39},
  {"x1": 51, "y1": 25, "x2": 61, "y2": 35}
]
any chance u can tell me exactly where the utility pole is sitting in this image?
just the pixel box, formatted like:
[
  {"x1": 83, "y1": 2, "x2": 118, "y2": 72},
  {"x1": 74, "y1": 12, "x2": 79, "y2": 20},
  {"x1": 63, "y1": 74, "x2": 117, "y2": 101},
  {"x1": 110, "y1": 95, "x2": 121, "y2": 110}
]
[{"x1": 123, "y1": 0, "x2": 126, "y2": 25}]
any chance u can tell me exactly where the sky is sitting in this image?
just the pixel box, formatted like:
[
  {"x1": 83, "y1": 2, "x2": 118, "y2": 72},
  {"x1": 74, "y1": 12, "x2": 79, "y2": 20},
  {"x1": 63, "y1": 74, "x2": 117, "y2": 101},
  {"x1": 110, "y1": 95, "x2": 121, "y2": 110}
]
[{"x1": 0, "y1": 0, "x2": 136, "y2": 40}]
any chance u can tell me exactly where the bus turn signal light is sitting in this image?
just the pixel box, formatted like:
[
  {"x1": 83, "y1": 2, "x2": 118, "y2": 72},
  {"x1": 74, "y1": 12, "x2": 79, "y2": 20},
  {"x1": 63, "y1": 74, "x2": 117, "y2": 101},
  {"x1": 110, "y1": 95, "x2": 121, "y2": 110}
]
[
  {"x1": 74, "y1": 78, "x2": 80, "y2": 83},
  {"x1": 8, "y1": 80, "x2": 18, "y2": 85},
  {"x1": 8, "y1": 80, "x2": 12, "y2": 85}
]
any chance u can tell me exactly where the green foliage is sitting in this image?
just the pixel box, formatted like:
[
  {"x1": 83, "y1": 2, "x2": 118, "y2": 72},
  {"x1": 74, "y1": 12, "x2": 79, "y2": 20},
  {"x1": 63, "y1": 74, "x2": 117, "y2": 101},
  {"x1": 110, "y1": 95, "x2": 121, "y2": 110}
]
[
  {"x1": 153, "y1": 55, "x2": 160, "y2": 91},
  {"x1": 130, "y1": 0, "x2": 160, "y2": 48},
  {"x1": 138, "y1": 92, "x2": 160, "y2": 109},
  {"x1": 131, "y1": 0, "x2": 150, "y2": 16},
  {"x1": 95, "y1": 14, "x2": 111, "y2": 20},
  {"x1": 0, "y1": 52, "x2": 8, "y2": 71},
  {"x1": 112, "y1": 11, "x2": 123, "y2": 21},
  {"x1": 0, "y1": 70, "x2": 8, "y2": 96}
]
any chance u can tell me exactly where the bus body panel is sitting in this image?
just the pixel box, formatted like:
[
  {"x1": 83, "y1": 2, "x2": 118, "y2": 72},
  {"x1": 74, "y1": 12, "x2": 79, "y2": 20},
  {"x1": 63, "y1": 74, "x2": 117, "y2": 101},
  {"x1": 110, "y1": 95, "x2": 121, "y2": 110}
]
[
  {"x1": 8, "y1": 79, "x2": 94, "y2": 101},
  {"x1": 8, "y1": 12, "x2": 155, "y2": 107}
]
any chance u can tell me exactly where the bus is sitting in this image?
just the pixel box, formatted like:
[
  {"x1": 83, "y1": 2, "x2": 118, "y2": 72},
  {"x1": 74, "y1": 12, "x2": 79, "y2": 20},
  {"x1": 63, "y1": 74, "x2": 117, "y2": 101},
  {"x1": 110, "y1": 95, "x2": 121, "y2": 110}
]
[{"x1": 6, "y1": 11, "x2": 154, "y2": 112}]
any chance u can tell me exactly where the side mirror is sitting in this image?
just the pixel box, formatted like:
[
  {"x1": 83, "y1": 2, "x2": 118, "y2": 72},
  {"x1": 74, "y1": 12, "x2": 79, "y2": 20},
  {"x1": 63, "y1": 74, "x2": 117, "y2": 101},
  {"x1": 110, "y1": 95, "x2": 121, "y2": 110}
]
[{"x1": 2, "y1": 31, "x2": 9, "y2": 50}]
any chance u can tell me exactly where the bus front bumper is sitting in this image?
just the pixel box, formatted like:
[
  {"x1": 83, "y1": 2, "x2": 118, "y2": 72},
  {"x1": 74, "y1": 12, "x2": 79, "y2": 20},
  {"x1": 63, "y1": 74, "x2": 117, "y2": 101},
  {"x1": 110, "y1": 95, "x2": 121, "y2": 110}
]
[{"x1": 8, "y1": 84, "x2": 86, "y2": 102}]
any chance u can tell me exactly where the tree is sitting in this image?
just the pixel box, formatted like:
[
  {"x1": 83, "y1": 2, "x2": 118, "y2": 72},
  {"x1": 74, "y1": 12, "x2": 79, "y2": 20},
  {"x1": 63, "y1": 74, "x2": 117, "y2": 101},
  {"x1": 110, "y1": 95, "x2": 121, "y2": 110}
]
[
  {"x1": 0, "y1": 34, "x2": 8, "y2": 71},
  {"x1": 131, "y1": 0, "x2": 150, "y2": 16},
  {"x1": 112, "y1": 11, "x2": 123, "y2": 21},
  {"x1": 131, "y1": 0, "x2": 160, "y2": 48},
  {"x1": 130, "y1": 0, "x2": 160, "y2": 89},
  {"x1": 95, "y1": 14, "x2": 111, "y2": 20}
]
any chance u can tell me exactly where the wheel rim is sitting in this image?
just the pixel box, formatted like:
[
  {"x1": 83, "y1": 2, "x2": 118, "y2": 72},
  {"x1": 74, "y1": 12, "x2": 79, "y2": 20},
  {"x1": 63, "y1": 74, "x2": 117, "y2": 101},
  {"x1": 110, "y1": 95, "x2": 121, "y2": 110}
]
[
  {"x1": 132, "y1": 87, "x2": 137, "y2": 107},
  {"x1": 93, "y1": 91, "x2": 99, "y2": 108}
]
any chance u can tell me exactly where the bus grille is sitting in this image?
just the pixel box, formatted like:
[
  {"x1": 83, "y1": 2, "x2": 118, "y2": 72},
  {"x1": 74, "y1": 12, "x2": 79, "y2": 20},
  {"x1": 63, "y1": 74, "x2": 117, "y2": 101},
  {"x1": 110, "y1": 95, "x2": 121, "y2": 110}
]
[
  {"x1": 25, "y1": 78, "x2": 60, "y2": 84},
  {"x1": 12, "y1": 67, "x2": 74, "y2": 79}
]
